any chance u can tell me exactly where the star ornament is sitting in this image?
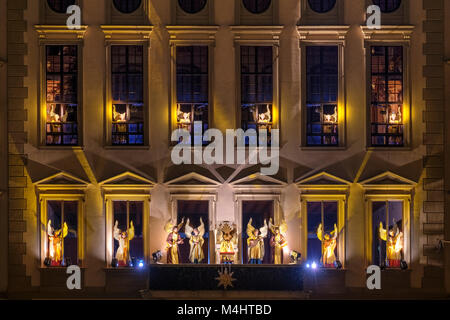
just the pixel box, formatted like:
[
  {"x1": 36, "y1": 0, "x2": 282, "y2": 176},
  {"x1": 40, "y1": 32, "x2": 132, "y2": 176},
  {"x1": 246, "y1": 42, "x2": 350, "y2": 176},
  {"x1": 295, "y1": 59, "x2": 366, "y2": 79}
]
[{"x1": 215, "y1": 268, "x2": 236, "y2": 290}]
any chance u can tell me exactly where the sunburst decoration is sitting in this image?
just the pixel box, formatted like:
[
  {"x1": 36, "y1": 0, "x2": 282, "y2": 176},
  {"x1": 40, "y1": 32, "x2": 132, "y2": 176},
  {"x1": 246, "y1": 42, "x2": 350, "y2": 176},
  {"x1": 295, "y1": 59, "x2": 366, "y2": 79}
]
[{"x1": 215, "y1": 265, "x2": 236, "y2": 290}]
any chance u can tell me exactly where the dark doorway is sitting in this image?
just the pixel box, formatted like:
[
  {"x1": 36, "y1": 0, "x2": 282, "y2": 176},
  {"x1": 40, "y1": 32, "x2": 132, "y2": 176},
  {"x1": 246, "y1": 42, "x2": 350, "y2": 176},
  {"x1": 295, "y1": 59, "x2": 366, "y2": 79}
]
[
  {"x1": 242, "y1": 200, "x2": 274, "y2": 264},
  {"x1": 177, "y1": 200, "x2": 209, "y2": 264}
]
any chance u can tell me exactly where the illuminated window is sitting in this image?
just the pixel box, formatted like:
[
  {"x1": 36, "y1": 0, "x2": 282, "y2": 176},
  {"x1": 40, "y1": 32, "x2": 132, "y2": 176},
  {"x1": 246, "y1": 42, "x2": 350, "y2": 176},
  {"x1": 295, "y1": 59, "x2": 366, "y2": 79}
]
[
  {"x1": 307, "y1": 202, "x2": 339, "y2": 268},
  {"x1": 241, "y1": 46, "x2": 273, "y2": 145},
  {"x1": 306, "y1": 46, "x2": 338, "y2": 146},
  {"x1": 45, "y1": 201, "x2": 78, "y2": 267},
  {"x1": 307, "y1": 0, "x2": 336, "y2": 13},
  {"x1": 113, "y1": 201, "x2": 144, "y2": 267},
  {"x1": 178, "y1": 0, "x2": 207, "y2": 14},
  {"x1": 111, "y1": 45, "x2": 144, "y2": 145},
  {"x1": 242, "y1": 0, "x2": 272, "y2": 14},
  {"x1": 47, "y1": 0, "x2": 75, "y2": 13},
  {"x1": 113, "y1": 0, "x2": 142, "y2": 14},
  {"x1": 370, "y1": 46, "x2": 403, "y2": 147},
  {"x1": 372, "y1": 0, "x2": 401, "y2": 13},
  {"x1": 176, "y1": 46, "x2": 209, "y2": 145},
  {"x1": 46, "y1": 45, "x2": 78, "y2": 146},
  {"x1": 372, "y1": 201, "x2": 404, "y2": 268}
]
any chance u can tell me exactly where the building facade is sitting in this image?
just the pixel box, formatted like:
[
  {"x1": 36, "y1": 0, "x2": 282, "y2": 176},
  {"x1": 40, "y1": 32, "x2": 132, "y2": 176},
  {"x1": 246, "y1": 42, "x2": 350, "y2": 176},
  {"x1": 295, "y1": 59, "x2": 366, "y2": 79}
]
[{"x1": 0, "y1": 0, "x2": 449, "y2": 298}]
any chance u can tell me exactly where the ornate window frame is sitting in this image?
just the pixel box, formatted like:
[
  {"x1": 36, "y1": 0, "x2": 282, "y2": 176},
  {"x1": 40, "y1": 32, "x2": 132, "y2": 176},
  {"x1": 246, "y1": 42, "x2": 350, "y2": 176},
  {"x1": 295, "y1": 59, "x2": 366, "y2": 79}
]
[
  {"x1": 171, "y1": 0, "x2": 214, "y2": 25},
  {"x1": 235, "y1": 0, "x2": 278, "y2": 25},
  {"x1": 100, "y1": 172, "x2": 154, "y2": 267},
  {"x1": 298, "y1": 25, "x2": 350, "y2": 149},
  {"x1": 297, "y1": 172, "x2": 350, "y2": 268},
  {"x1": 167, "y1": 26, "x2": 218, "y2": 143},
  {"x1": 35, "y1": 172, "x2": 89, "y2": 268},
  {"x1": 359, "y1": 171, "x2": 416, "y2": 268},
  {"x1": 361, "y1": 25, "x2": 415, "y2": 150},
  {"x1": 231, "y1": 26, "x2": 283, "y2": 141},
  {"x1": 40, "y1": 0, "x2": 82, "y2": 25},
  {"x1": 35, "y1": 25, "x2": 88, "y2": 148},
  {"x1": 365, "y1": 0, "x2": 409, "y2": 25},
  {"x1": 299, "y1": 0, "x2": 344, "y2": 25},
  {"x1": 106, "y1": 0, "x2": 150, "y2": 25},
  {"x1": 101, "y1": 26, "x2": 153, "y2": 148}
]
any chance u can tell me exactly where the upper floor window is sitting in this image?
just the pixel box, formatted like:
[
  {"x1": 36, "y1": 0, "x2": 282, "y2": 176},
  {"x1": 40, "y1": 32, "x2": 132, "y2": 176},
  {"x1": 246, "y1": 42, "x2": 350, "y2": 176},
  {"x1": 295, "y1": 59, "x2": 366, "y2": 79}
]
[
  {"x1": 370, "y1": 46, "x2": 403, "y2": 147},
  {"x1": 176, "y1": 46, "x2": 209, "y2": 146},
  {"x1": 242, "y1": 0, "x2": 272, "y2": 14},
  {"x1": 372, "y1": 0, "x2": 401, "y2": 13},
  {"x1": 47, "y1": 0, "x2": 75, "y2": 13},
  {"x1": 46, "y1": 45, "x2": 78, "y2": 146},
  {"x1": 307, "y1": 201, "x2": 339, "y2": 268},
  {"x1": 111, "y1": 45, "x2": 144, "y2": 145},
  {"x1": 307, "y1": 0, "x2": 336, "y2": 13},
  {"x1": 178, "y1": 0, "x2": 207, "y2": 14},
  {"x1": 241, "y1": 46, "x2": 273, "y2": 145},
  {"x1": 306, "y1": 46, "x2": 338, "y2": 146},
  {"x1": 113, "y1": 0, "x2": 142, "y2": 14},
  {"x1": 113, "y1": 201, "x2": 144, "y2": 267},
  {"x1": 45, "y1": 201, "x2": 78, "y2": 267}
]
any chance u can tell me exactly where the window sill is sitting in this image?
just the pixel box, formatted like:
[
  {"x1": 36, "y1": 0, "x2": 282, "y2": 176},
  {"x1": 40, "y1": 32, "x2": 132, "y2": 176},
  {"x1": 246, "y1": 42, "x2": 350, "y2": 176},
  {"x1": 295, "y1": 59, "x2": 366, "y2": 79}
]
[
  {"x1": 38, "y1": 146, "x2": 84, "y2": 151},
  {"x1": 300, "y1": 146, "x2": 347, "y2": 151},
  {"x1": 366, "y1": 146, "x2": 412, "y2": 152},
  {"x1": 104, "y1": 145, "x2": 150, "y2": 150},
  {"x1": 39, "y1": 266, "x2": 85, "y2": 270}
]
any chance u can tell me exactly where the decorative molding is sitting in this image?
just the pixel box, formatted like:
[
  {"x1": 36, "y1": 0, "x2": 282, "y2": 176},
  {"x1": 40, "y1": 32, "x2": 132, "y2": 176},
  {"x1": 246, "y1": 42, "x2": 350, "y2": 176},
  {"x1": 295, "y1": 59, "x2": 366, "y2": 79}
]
[
  {"x1": 297, "y1": 25, "x2": 350, "y2": 42},
  {"x1": 35, "y1": 172, "x2": 89, "y2": 191},
  {"x1": 34, "y1": 25, "x2": 88, "y2": 40},
  {"x1": 297, "y1": 171, "x2": 351, "y2": 192},
  {"x1": 99, "y1": 171, "x2": 155, "y2": 193},
  {"x1": 165, "y1": 172, "x2": 221, "y2": 194},
  {"x1": 166, "y1": 25, "x2": 219, "y2": 44},
  {"x1": 100, "y1": 25, "x2": 153, "y2": 41},
  {"x1": 358, "y1": 171, "x2": 416, "y2": 191},
  {"x1": 230, "y1": 26, "x2": 284, "y2": 45},
  {"x1": 360, "y1": 25, "x2": 415, "y2": 41}
]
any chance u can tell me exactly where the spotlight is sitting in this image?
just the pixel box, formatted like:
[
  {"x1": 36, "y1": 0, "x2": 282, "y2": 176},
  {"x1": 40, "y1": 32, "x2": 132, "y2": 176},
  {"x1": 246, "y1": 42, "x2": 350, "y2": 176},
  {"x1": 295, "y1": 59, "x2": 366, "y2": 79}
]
[
  {"x1": 111, "y1": 258, "x2": 118, "y2": 268},
  {"x1": 334, "y1": 260, "x2": 342, "y2": 269},
  {"x1": 289, "y1": 250, "x2": 302, "y2": 264},
  {"x1": 311, "y1": 262, "x2": 317, "y2": 269},
  {"x1": 44, "y1": 257, "x2": 52, "y2": 267},
  {"x1": 400, "y1": 260, "x2": 408, "y2": 270},
  {"x1": 152, "y1": 250, "x2": 162, "y2": 263},
  {"x1": 306, "y1": 263, "x2": 310, "y2": 269},
  {"x1": 138, "y1": 260, "x2": 145, "y2": 268},
  {"x1": 130, "y1": 257, "x2": 137, "y2": 267}
]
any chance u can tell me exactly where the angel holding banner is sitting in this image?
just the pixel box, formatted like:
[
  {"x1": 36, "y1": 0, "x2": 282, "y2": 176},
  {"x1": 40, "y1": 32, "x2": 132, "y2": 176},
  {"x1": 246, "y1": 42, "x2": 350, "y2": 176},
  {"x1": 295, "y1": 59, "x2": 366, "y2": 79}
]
[
  {"x1": 247, "y1": 218, "x2": 268, "y2": 264},
  {"x1": 47, "y1": 220, "x2": 68, "y2": 266},
  {"x1": 269, "y1": 218, "x2": 288, "y2": 264},
  {"x1": 317, "y1": 223, "x2": 338, "y2": 267},
  {"x1": 184, "y1": 218, "x2": 206, "y2": 264},
  {"x1": 164, "y1": 218, "x2": 185, "y2": 264},
  {"x1": 113, "y1": 220, "x2": 135, "y2": 266}
]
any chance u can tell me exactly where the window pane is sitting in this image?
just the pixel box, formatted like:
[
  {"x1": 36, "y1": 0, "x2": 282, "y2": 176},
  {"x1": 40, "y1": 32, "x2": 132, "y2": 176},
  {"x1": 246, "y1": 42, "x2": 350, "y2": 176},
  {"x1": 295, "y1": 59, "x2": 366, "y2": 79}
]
[
  {"x1": 63, "y1": 201, "x2": 78, "y2": 266},
  {"x1": 47, "y1": 0, "x2": 75, "y2": 13},
  {"x1": 308, "y1": 0, "x2": 336, "y2": 13},
  {"x1": 111, "y1": 45, "x2": 145, "y2": 145},
  {"x1": 113, "y1": 201, "x2": 128, "y2": 266},
  {"x1": 113, "y1": 0, "x2": 142, "y2": 13},
  {"x1": 370, "y1": 46, "x2": 404, "y2": 147},
  {"x1": 307, "y1": 202, "x2": 322, "y2": 263},
  {"x1": 306, "y1": 46, "x2": 339, "y2": 146},
  {"x1": 242, "y1": 0, "x2": 272, "y2": 14},
  {"x1": 129, "y1": 202, "x2": 144, "y2": 261},
  {"x1": 46, "y1": 45, "x2": 78, "y2": 146}
]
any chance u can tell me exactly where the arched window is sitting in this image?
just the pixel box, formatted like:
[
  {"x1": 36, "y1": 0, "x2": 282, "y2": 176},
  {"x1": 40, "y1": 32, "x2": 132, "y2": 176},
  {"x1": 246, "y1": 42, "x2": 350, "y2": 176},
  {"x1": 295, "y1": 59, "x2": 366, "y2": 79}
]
[
  {"x1": 47, "y1": 0, "x2": 75, "y2": 13},
  {"x1": 307, "y1": 0, "x2": 336, "y2": 13},
  {"x1": 178, "y1": 0, "x2": 207, "y2": 14},
  {"x1": 113, "y1": 0, "x2": 142, "y2": 14},
  {"x1": 372, "y1": 0, "x2": 401, "y2": 13},
  {"x1": 242, "y1": 0, "x2": 272, "y2": 14}
]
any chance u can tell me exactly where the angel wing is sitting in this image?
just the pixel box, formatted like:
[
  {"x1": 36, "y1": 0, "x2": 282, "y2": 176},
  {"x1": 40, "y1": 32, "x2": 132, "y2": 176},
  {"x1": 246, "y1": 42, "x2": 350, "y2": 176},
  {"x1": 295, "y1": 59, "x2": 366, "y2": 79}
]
[
  {"x1": 128, "y1": 221, "x2": 135, "y2": 241},
  {"x1": 317, "y1": 223, "x2": 323, "y2": 241},
  {"x1": 113, "y1": 220, "x2": 121, "y2": 241},
  {"x1": 279, "y1": 220, "x2": 288, "y2": 237},
  {"x1": 259, "y1": 219, "x2": 268, "y2": 238},
  {"x1": 198, "y1": 217, "x2": 205, "y2": 237},
  {"x1": 269, "y1": 218, "x2": 276, "y2": 234},
  {"x1": 47, "y1": 220, "x2": 54, "y2": 236},
  {"x1": 62, "y1": 222, "x2": 68, "y2": 238},
  {"x1": 177, "y1": 217, "x2": 185, "y2": 231},
  {"x1": 247, "y1": 218, "x2": 256, "y2": 238},
  {"x1": 164, "y1": 219, "x2": 174, "y2": 234},
  {"x1": 379, "y1": 222, "x2": 387, "y2": 241},
  {"x1": 331, "y1": 223, "x2": 338, "y2": 239},
  {"x1": 184, "y1": 218, "x2": 193, "y2": 239}
]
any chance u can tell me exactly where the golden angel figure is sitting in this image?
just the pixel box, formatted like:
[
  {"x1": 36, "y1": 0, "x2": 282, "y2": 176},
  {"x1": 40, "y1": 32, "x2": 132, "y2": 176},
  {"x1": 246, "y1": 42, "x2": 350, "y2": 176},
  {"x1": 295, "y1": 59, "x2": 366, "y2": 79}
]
[
  {"x1": 379, "y1": 220, "x2": 403, "y2": 268},
  {"x1": 247, "y1": 218, "x2": 268, "y2": 264},
  {"x1": 269, "y1": 218, "x2": 288, "y2": 264},
  {"x1": 47, "y1": 220, "x2": 68, "y2": 266},
  {"x1": 164, "y1": 218, "x2": 185, "y2": 264},
  {"x1": 184, "y1": 218, "x2": 206, "y2": 264},
  {"x1": 217, "y1": 222, "x2": 238, "y2": 264},
  {"x1": 317, "y1": 223, "x2": 338, "y2": 267},
  {"x1": 113, "y1": 220, "x2": 135, "y2": 266}
]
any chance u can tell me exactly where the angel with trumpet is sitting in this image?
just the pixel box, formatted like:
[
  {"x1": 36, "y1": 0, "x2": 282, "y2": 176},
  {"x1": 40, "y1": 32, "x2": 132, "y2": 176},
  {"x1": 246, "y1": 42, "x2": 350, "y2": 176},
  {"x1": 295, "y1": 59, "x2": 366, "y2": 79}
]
[
  {"x1": 164, "y1": 218, "x2": 185, "y2": 264},
  {"x1": 247, "y1": 218, "x2": 268, "y2": 264}
]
